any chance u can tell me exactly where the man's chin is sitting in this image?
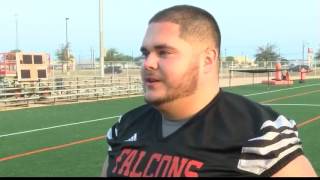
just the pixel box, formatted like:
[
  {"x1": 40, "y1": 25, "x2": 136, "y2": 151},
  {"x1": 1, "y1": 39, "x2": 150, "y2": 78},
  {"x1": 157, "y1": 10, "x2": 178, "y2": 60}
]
[
  {"x1": 144, "y1": 96, "x2": 167, "y2": 107},
  {"x1": 144, "y1": 96, "x2": 160, "y2": 105},
  {"x1": 144, "y1": 93, "x2": 179, "y2": 107}
]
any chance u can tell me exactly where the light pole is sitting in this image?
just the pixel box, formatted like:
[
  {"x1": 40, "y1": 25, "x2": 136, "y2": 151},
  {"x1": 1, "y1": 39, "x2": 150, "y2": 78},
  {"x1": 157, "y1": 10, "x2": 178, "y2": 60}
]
[
  {"x1": 99, "y1": 0, "x2": 105, "y2": 78},
  {"x1": 302, "y1": 41, "x2": 310, "y2": 68},
  {"x1": 14, "y1": 14, "x2": 19, "y2": 51},
  {"x1": 302, "y1": 41, "x2": 305, "y2": 67},
  {"x1": 65, "y1": 17, "x2": 70, "y2": 61}
]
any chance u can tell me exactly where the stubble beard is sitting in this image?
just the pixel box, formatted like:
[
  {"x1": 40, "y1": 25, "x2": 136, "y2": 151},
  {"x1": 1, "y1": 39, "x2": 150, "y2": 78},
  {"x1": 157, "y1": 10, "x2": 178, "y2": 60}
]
[{"x1": 143, "y1": 63, "x2": 199, "y2": 107}]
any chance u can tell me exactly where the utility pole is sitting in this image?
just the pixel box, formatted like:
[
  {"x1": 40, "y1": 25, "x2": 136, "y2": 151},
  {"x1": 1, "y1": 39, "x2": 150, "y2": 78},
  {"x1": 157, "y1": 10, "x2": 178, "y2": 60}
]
[
  {"x1": 99, "y1": 0, "x2": 105, "y2": 78},
  {"x1": 65, "y1": 17, "x2": 70, "y2": 61},
  {"x1": 65, "y1": 18, "x2": 69, "y2": 48},
  {"x1": 91, "y1": 47, "x2": 95, "y2": 68},
  {"x1": 14, "y1": 14, "x2": 19, "y2": 51},
  {"x1": 302, "y1": 42, "x2": 305, "y2": 66},
  {"x1": 224, "y1": 48, "x2": 227, "y2": 58}
]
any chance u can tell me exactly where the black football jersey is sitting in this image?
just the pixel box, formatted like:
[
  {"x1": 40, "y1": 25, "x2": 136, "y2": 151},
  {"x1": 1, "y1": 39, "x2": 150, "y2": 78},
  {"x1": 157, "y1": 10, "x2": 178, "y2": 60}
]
[{"x1": 106, "y1": 90, "x2": 303, "y2": 177}]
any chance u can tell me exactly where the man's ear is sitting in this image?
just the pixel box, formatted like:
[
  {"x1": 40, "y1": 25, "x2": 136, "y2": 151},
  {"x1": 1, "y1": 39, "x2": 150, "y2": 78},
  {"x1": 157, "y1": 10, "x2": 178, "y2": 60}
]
[{"x1": 202, "y1": 48, "x2": 218, "y2": 73}]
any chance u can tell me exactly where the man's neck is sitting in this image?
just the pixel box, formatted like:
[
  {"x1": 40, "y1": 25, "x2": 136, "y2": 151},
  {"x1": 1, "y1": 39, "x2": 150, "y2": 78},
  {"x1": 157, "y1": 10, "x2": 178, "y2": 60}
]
[{"x1": 156, "y1": 86, "x2": 220, "y2": 121}]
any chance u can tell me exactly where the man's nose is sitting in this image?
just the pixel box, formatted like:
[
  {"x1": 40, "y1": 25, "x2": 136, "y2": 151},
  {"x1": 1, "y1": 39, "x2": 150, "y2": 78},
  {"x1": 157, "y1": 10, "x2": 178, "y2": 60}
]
[{"x1": 143, "y1": 53, "x2": 158, "y2": 70}]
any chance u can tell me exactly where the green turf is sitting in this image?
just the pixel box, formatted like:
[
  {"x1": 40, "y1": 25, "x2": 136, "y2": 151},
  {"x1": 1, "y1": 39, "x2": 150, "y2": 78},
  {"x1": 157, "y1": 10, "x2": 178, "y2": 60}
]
[
  {"x1": 298, "y1": 120, "x2": 320, "y2": 174},
  {"x1": 0, "y1": 139, "x2": 106, "y2": 177},
  {"x1": 1, "y1": 120, "x2": 114, "y2": 157},
  {"x1": 0, "y1": 96, "x2": 145, "y2": 133},
  {"x1": 266, "y1": 105, "x2": 319, "y2": 124},
  {"x1": 1, "y1": 81, "x2": 319, "y2": 177},
  {"x1": 0, "y1": 97, "x2": 145, "y2": 151},
  {"x1": 0, "y1": 96, "x2": 145, "y2": 177}
]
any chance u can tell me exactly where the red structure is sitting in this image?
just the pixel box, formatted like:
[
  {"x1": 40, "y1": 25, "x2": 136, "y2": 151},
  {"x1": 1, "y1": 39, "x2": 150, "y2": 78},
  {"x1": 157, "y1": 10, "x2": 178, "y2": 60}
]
[{"x1": 0, "y1": 53, "x2": 17, "y2": 77}]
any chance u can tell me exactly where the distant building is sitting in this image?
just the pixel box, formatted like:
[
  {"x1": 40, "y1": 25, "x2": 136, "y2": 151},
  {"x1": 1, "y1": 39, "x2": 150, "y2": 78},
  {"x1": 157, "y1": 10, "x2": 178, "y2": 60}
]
[
  {"x1": 0, "y1": 52, "x2": 50, "y2": 82},
  {"x1": 233, "y1": 56, "x2": 254, "y2": 65},
  {"x1": 307, "y1": 48, "x2": 313, "y2": 67}
]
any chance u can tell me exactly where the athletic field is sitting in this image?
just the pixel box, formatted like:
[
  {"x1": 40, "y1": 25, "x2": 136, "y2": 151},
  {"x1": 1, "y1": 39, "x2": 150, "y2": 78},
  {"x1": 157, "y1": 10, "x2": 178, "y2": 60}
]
[{"x1": 1, "y1": 78, "x2": 319, "y2": 177}]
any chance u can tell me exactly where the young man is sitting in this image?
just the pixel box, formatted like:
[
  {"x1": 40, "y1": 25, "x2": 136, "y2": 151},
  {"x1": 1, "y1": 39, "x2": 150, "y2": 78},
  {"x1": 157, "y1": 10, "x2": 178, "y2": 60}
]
[{"x1": 102, "y1": 5, "x2": 317, "y2": 177}]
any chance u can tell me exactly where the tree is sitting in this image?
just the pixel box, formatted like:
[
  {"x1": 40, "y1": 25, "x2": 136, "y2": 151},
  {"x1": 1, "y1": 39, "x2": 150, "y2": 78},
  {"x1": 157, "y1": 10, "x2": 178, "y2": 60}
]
[
  {"x1": 134, "y1": 55, "x2": 144, "y2": 66},
  {"x1": 315, "y1": 48, "x2": 320, "y2": 60},
  {"x1": 105, "y1": 48, "x2": 119, "y2": 62},
  {"x1": 254, "y1": 44, "x2": 280, "y2": 67},
  {"x1": 280, "y1": 58, "x2": 289, "y2": 66},
  {"x1": 10, "y1": 49, "x2": 22, "y2": 53},
  {"x1": 55, "y1": 44, "x2": 75, "y2": 72},
  {"x1": 55, "y1": 44, "x2": 74, "y2": 62},
  {"x1": 225, "y1": 56, "x2": 235, "y2": 63},
  {"x1": 104, "y1": 48, "x2": 133, "y2": 62}
]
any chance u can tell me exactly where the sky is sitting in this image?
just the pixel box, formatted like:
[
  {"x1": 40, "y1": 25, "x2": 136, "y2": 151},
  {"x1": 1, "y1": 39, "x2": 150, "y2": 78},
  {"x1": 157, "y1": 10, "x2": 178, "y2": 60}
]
[{"x1": 0, "y1": 0, "x2": 319, "y2": 63}]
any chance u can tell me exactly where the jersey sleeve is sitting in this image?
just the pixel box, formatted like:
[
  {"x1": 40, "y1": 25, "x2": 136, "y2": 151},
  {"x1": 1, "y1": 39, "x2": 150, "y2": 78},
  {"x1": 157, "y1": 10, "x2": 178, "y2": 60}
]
[
  {"x1": 106, "y1": 116, "x2": 122, "y2": 152},
  {"x1": 237, "y1": 115, "x2": 304, "y2": 176}
]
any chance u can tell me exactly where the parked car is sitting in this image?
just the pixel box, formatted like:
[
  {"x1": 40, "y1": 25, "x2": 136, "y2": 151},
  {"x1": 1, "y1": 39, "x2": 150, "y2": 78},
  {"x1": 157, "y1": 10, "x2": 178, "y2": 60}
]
[
  {"x1": 104, "y1": 66, "x2": 122, "y2": 74},
  {"x1": 289, "y1": 65, "x2": 311, "y2": 72}
]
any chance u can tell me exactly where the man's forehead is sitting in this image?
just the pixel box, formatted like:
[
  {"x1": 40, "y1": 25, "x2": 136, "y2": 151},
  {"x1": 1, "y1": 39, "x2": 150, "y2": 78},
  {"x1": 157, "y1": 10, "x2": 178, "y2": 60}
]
[
  {"x1": 142, "y1": 23, "x2": 181, "y2": 50},
  {"x1": 144, "y1": 22, "x2": 180, "y2": 39},
  {"x1": 141, "y1": 36, "x2": 193, "y2": 53},
  {"x1": 148, "y1": 21, "x2": 180, "y2": 30}
]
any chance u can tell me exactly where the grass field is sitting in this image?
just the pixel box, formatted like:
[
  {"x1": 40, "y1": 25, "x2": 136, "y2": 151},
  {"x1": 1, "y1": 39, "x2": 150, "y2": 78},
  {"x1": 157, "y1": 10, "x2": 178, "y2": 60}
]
[{"x1": 0, "y1": 78, "x2": 319, "y2": 177}]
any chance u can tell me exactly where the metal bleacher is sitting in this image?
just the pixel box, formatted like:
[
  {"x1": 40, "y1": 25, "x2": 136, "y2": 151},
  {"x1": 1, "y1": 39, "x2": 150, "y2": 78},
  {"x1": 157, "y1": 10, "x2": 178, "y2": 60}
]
[{"x1": 0, "y1": 76, "x2": 143, "y2": 109}]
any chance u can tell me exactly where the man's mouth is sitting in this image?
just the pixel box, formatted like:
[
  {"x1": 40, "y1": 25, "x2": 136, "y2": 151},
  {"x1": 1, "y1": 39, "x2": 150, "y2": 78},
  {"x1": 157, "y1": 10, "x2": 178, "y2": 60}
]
[{"x1": 145, "y1": 77, "x2": 160, "y2": 83}]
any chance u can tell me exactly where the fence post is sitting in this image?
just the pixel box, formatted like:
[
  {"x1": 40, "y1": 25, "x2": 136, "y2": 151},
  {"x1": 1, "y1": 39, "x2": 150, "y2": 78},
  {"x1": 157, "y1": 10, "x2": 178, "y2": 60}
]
[{"x1": 77, "y1": 77, "x2": 79, "y2": 101}]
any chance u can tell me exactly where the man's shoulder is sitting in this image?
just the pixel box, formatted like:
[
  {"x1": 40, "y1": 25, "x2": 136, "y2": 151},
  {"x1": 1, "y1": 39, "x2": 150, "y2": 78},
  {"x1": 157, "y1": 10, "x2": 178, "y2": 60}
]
[
  {"x1": 218, "y1": 92, "x2": 303, "y2": 176},
  {"x1": 221, "y1": 90, "x2": 278, "y2": 120},
  {"x1": 114, "y1": 104, "x2": 158, "y2": 132},
  {"x1": 106, "y1": 104, "x2": 158, "y2": 142}
]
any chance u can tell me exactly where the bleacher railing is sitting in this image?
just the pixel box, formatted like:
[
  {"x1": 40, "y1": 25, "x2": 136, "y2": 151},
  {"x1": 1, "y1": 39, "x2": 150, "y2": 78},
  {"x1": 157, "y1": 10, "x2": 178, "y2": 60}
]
[{"x1": 0, "y1": 76, "x2": 143, "y2": 108}]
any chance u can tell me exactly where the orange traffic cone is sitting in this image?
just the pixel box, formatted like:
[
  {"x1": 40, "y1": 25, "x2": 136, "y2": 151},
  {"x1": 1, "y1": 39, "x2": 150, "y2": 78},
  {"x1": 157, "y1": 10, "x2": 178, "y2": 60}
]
[
  {"x1": 299, "y1": 68, "x2": 307, "y2": 83},
  {"x1": 274, "y1": 63, "x2": 282, "y2": 81}
]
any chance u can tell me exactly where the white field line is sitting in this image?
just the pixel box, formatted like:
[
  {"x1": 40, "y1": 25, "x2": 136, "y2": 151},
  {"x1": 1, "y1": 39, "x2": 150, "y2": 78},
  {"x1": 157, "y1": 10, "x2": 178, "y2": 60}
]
[
  {"x1": 263, "y1": 104, "x2": 320, "y2": 107},
  {"x1": 0, "y1": 115, "x2": 120, "y2": 138},
  {"x1": 244, "y1": 83, "x2": 320, "y2": 97}
]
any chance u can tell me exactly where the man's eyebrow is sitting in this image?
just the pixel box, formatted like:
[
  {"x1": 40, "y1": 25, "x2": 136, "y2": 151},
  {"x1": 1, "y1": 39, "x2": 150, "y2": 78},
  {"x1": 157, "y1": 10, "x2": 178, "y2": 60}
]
[
  {"x1": 140, "y1": 44, "x2": 177, "y2": 52},
  {"x1": 154, "y1": 44, "x2": 177, "y2": 51}
]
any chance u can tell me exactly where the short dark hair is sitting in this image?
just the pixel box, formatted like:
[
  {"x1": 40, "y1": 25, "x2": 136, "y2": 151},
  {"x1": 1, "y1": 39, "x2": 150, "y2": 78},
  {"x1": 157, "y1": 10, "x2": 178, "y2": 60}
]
[{"x1": 149, "y1": 5, "x2": 221, "y2": 55}]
